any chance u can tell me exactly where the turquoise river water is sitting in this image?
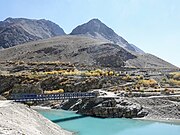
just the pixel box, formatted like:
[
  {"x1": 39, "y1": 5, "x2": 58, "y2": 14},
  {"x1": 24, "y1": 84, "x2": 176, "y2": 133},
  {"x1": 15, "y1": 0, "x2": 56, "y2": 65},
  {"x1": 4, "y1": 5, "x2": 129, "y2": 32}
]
[{"x1": 37, "y1": 109, "x2": 180, "y2": 135}]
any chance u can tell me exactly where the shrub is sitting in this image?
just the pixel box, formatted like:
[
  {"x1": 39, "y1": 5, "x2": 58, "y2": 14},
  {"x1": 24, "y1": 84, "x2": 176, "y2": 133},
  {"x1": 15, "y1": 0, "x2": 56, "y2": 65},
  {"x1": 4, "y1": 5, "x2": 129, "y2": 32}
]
[
  {"x1": 173, "y1": 73, "x2": 180, "y2": 81},
  {"x1": 138, "y1": 79, "x2": 157, "y2": 87},
  {"x1": 161, "y1": 88, "x2": 174, "y2": 95},
  {"x1": 44, "y1": 89, "x2": 64, "y2": 94},
  {"x1": 122, "y1": 74, "x2": 132, "y2": 81},
  {"x1": 169, "y1": 79, "x2": 180, "y2": 86}
]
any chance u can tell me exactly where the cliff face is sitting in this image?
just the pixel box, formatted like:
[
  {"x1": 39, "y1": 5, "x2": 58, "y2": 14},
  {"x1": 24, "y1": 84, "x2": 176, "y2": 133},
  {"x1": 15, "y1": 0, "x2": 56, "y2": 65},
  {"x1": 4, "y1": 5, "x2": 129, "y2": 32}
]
[{"x1": 0, "y1": 18, "x2": 65, "y2": 48}]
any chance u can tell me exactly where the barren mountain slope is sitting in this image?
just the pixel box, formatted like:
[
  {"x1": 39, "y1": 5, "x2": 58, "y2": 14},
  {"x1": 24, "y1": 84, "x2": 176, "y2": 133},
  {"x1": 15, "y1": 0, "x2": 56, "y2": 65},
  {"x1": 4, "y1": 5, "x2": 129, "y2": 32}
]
[
  {"x1": 0, "y1": 35, "x2": 177, "y2": 68},
  {"x1": 126, "y1": 53, "x2": 177, "y2": 68},
  {"x1": 0, "y1": 17, "x2": 65, "y2": 48},
  {"x1": 0, "y1": 35, "x2": 136, "y2": 67}
]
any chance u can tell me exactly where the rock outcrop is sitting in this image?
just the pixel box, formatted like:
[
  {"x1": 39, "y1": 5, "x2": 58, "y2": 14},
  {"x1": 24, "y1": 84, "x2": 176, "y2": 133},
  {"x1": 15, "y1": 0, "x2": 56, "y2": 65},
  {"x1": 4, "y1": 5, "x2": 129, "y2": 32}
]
[
  {"x1": 0, "y1": 74, "x2": 125, "y2": 97},
  {"x1": 0, "y1": 75, "x2": 43, "y2": 95},
  {"x1": 61, "y1": 98, "x2": 148, "y2": 118}
]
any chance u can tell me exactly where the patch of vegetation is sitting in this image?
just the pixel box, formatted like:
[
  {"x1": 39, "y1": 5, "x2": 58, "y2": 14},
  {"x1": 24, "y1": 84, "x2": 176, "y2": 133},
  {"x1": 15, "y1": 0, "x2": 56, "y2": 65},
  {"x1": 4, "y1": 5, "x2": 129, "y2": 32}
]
[
  {"x1": 41, "y1": 68, "x2": 117, "y2": 77},
  {"x1": 167, "y1": 72, "x2": 180, "y2": 86},
  {"x1": 44, "y1": 89, "x2": 64, "y2": 94},
  {"x1": 161, "y1": 88, "x2": 175, "y2": 95},
  {"x1": 122, "y1": 74, "x2": 132, "y2": 81},
  {"x1": 169, "y1": 79, "x2": 180, "y2": 86},
  {"x1": 138, "y1": 79, "x2": 157, "y2": 87}
]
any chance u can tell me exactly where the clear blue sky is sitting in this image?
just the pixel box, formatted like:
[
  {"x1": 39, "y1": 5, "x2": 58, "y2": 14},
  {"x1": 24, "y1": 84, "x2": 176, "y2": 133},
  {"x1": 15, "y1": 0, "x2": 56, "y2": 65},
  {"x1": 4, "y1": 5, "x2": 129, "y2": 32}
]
[{"x1": 0, "y1": 0, "x2": 180, "y2": 67}]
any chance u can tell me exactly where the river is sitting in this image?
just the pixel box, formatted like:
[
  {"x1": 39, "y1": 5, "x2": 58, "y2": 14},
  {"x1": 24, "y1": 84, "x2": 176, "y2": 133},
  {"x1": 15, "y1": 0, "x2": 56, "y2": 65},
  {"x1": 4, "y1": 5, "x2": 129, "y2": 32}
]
[{"x1": 37, "y1": 109, "x2": 180, "y2": 135}]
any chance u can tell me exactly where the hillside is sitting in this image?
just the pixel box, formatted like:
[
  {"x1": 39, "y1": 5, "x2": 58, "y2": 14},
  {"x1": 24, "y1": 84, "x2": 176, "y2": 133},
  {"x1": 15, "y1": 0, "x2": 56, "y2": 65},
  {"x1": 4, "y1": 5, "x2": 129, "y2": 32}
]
[
  {"x1": 70, "y1": 19, "x2": 144, "y2": 54},
  {"x1": 0, "y1": 17, "x2": 65, "y2": 48},
  {"x1": 0, "y1": 35, "x2": 177, "y2": 68},
  {"x1": 126, "y1": 53, "x2": 177, "y2": 68},
  {"x1": 0, "y1": 35, "x2": 135, "y2": 67}
]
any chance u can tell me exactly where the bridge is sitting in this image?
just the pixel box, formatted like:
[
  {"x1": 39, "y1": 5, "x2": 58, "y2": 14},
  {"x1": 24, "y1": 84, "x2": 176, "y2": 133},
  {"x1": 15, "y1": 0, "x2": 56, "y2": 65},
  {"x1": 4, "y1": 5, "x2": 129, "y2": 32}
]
[{"x1": 11, "y1": 92, "x2": 96, "y2": 102}]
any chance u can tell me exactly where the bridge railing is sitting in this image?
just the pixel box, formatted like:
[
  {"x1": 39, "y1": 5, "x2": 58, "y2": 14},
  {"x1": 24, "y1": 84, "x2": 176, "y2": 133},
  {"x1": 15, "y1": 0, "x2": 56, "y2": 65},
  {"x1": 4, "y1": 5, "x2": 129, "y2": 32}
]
[{"x1": 10, "y1": 92, "x2": 96, "y2": 102}]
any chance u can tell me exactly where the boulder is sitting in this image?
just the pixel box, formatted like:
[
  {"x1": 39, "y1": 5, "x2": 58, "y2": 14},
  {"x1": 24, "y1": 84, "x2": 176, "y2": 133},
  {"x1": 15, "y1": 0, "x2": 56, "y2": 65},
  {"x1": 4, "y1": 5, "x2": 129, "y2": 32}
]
[{"x1": 61, "y1": 97, "x2": 148, "y2": 118}]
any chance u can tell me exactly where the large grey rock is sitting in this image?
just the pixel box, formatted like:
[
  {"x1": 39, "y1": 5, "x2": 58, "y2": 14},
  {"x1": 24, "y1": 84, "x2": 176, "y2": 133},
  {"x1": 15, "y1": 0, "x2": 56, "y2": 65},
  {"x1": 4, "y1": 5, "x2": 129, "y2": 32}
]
[{"x1": 61, "y1": 98, "x2": 148, "y2": 118}]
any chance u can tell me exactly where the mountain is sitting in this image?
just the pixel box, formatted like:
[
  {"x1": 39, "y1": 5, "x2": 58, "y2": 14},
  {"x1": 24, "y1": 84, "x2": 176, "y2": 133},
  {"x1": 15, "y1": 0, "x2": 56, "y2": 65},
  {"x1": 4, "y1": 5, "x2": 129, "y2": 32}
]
[
  {"x1": 126, "y1": 53, "x2": 177, "y2": 68},
  {"x1": 129, "y1": 44, "x2": 145, "y2": 54},
  {"x1": 0, "y1": 17, "x2": 65, "y2": 48},
  {"x1": 0, "y1": 35, "x2": 136, "y2": 67},
  {"x1": 0, "y1": 35, "x2": 177, "y2": 68},
  {"x1": 70, "y1": 19, "x2": 144, "y2": 54},
  {"x1": 0, "y1": 17, "x2": 177, "y2": 68}
]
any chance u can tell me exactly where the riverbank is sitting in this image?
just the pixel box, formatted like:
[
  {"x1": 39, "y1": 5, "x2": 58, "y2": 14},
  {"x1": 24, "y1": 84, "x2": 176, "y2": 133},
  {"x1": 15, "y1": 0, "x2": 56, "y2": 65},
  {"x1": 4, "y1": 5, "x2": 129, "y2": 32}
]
[
  {"x1": 134, "y1": 117, "x2": 180, "y2": 125},
  {"x1": 129, "y1": 96, "x2": 180, "y2": 123},
  {"x1": 0, "y1": 100, "x2": 72, "y2": 135}
]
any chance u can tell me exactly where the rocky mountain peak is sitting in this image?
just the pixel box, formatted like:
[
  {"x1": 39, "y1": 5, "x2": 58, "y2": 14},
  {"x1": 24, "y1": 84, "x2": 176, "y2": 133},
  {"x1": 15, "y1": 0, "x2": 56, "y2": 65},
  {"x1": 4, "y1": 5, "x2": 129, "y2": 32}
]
[
  {"x1": 87, "y1": 18, "x2": 102, "y2": 24},
  {"x1": 70, "y1": 18, "x2": 116, "y2": 37},
  {"x1": 70, "y1": 18, "x2": 144, "y2": 54},
  {"x1": 0, "y1": 17, "x2": 66, "y2": 48},
  {"x1": 4, "y1": 17, "x2": 14, "y2": 22}
]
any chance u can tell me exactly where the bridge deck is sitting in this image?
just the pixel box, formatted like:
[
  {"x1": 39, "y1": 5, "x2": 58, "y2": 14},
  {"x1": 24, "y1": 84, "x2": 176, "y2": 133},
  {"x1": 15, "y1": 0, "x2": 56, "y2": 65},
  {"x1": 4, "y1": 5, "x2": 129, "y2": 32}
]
[{"x1": 11, "y1": 92, "x2": 96, "y2": 102}]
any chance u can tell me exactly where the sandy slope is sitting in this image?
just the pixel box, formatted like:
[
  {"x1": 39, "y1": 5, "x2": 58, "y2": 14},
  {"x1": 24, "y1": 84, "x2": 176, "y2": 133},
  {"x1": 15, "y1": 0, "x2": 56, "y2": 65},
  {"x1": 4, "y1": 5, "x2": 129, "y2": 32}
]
[{"x1": 0, "y1": 100, "x2": 72, "y2": 135}]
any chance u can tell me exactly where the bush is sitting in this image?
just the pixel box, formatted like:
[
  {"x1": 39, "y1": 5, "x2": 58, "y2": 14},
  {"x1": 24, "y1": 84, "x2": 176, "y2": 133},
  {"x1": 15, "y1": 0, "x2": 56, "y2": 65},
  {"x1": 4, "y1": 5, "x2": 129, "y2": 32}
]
[
  {"x1": 138, "y1": 79, "x2": 157, "y2": 87},
  {"x1": 44, "y1": 89, "x2": 64, "y2": 94},
  {"x1": 161, "y1": 88, "x2": 174, "y2": 95},
  {"x1": 169, "y1": 79, "x2": 180, "y2": 86},
  {"x1": 122, "y1": 75, "x2": 132, "y2": 81},
  {"x1": 173, "y1": 73, "x2": 180, "y2": 81}
]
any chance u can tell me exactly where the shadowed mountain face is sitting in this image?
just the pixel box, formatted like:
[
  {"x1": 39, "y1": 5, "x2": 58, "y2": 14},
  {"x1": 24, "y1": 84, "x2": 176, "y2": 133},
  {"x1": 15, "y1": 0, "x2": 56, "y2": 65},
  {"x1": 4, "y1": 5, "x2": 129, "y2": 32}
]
[
  {"x1": 0, "y1": 18, "x2": 65, "y2": 48},
  {"x1": 70, "y1": 19, "x2": 144, "y2": 54}
]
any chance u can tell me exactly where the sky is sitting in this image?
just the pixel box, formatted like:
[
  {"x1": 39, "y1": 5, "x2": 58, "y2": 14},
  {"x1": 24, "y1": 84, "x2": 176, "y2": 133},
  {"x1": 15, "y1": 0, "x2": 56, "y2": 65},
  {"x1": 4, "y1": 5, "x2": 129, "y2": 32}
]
[{"x1": 0, "y1": 0, "x2": 180, "y2": 67}]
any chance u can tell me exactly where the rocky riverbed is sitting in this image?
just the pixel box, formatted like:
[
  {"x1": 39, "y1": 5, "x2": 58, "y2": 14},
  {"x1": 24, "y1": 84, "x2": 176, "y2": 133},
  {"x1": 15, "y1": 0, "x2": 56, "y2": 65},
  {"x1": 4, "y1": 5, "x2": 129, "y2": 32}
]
[
  {"x1": 130, "y1": 96, "x2": 180, "y2": 122},
  {"x1": 0, "y1": 100, "x2": 72, "y2": 135}
]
